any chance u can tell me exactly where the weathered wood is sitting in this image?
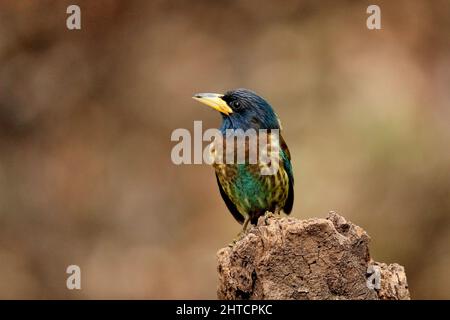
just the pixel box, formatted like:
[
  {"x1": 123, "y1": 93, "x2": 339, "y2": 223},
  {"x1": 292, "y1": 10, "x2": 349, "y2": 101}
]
[{"x1": 217, "y1": 212, "x2": 410, "y2": 300}]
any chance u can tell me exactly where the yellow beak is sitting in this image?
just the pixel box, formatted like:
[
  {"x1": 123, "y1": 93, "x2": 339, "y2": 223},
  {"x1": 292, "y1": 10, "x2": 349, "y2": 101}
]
[{"x1": 192, "y1": 93, "x2": 233, "y2": 116}]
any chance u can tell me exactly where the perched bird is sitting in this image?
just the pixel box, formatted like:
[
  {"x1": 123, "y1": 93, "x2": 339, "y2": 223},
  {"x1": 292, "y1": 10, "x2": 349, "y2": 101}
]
[{"x1": 193, "y1": 88, "x2": 294, "y2": 231}]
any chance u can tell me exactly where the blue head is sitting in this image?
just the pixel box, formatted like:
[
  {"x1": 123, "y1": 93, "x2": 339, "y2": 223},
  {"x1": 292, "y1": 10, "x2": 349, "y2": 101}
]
[{"x1": 193, "y1": 88, "x2": 281, "y2": 133}]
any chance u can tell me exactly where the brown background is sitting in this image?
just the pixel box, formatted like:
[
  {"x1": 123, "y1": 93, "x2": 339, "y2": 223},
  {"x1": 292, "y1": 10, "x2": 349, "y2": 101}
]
[{"x1": 0, "y1": 0, "x2": 449, "y2": 299}]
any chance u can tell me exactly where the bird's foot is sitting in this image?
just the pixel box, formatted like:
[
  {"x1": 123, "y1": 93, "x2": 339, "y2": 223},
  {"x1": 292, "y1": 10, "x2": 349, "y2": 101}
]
[
  {"x1": 264, "y1": 211, "x2": 275, "y2": 225},
  {"x1": 228, "y1": 238, "x2": 238, "y2": 248},
  {"x1": 228, "y1": 227, "x2": 249, "y2": 247}
]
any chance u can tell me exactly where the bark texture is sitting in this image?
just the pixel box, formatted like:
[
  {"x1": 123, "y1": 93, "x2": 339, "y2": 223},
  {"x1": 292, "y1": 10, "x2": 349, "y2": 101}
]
[{"x1": 217, "y1": 212, "x2": 410, "y2": 300}]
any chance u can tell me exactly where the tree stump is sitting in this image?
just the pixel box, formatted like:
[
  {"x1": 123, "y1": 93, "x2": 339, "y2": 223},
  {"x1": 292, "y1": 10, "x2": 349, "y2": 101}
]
[{"x1": 217, "y1": 212, "x2": 410, "y2": 300}]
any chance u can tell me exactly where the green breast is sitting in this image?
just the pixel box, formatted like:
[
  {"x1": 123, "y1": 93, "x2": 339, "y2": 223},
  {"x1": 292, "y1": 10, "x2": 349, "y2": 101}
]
[{"x1": 216, "y1": 161, "x2": 289, "y2": 219}]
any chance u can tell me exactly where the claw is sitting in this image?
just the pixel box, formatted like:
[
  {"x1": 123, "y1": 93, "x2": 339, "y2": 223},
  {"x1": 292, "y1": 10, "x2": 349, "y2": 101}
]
[
  {"x1": 264, "y1": 211, "x2": 274, "y2": 225},
  {"x1": 228, "y1": 238, "x2": 237, "y2": 247}
]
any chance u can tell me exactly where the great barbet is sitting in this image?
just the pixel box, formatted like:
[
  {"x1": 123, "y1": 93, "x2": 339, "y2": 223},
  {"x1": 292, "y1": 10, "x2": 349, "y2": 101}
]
[{"x1": 193, "y1": 88, "x2": 294, "y2": 230}]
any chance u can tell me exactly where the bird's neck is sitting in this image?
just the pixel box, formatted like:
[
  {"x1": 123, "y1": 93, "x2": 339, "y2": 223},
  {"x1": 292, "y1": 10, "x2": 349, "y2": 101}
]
[
  {"x1": 220, "y1": 116, "x2": 238, "y2": 133},
  {"x1": 220, "y1": 116, "x2": 279, "y2": 134}
]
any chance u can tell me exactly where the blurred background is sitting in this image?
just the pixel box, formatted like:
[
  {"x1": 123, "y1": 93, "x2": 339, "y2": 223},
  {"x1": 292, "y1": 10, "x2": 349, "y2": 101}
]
[{"x1": 0, "y1": 0, "x2": 449, "y2": 299}]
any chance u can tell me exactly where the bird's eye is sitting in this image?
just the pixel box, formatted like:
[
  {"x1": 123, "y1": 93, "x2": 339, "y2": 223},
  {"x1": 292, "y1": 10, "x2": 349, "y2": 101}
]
[{"x1": 232, "y1": 101, "x2": 241, "y2": 109}]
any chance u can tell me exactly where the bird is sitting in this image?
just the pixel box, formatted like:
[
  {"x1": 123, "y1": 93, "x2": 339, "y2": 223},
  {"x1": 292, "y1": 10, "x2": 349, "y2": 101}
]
[{"x1": 193, "y1": 88, "x2": 294, "y2": 231}]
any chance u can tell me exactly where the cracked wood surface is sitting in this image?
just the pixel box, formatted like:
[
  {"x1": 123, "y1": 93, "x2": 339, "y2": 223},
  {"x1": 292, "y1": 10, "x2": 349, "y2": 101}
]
[{"x1": 217, "y1": 212, "x2": 410, "y2": 300}]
